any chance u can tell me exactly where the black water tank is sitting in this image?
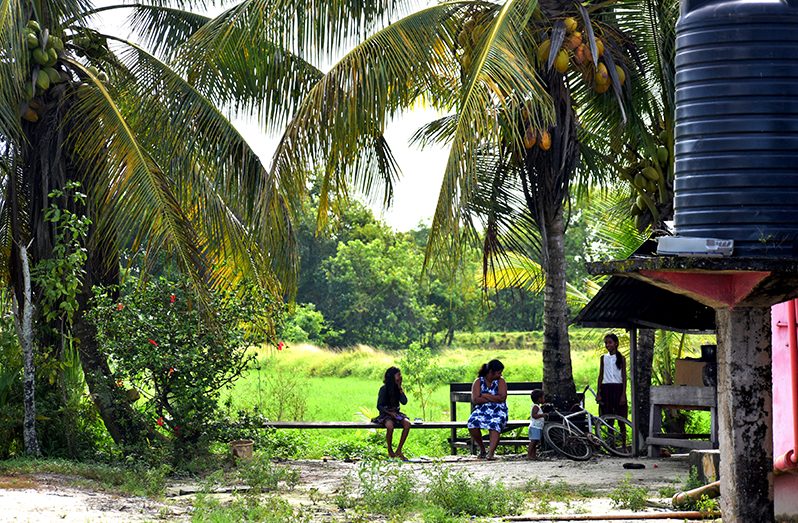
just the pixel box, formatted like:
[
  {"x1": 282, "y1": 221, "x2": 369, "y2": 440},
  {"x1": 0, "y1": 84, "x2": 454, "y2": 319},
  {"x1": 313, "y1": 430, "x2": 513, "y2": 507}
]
[{"x1": 674, "y1": 0, "x2": 798, "y2": 257}]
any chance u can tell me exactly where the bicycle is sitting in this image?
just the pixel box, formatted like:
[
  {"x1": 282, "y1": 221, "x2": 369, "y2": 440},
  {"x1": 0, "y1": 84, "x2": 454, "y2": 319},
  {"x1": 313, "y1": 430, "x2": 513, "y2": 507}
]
[{"x1": 542, "y1": 386, "x2": 634, "y2": 460}]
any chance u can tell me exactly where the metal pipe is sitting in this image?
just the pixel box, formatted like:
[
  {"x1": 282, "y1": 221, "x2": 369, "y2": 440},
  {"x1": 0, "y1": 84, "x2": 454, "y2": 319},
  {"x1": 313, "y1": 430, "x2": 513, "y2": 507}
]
[
  {"x1": 503, "y1": 511, "x2": 720, "y2": 521},
  {"x1": 774, "y1": 299, "x2": 798, "y2": 474},
  {"x1": 672, "y1": 480, "x2": 720, "y2": 507}
]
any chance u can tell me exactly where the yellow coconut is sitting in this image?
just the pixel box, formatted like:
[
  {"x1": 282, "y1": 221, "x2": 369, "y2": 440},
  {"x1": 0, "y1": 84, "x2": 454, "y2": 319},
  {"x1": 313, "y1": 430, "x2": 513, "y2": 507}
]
[
  {"x1": 539, "y1": 130, "x2": 552, "y2": 151},
  {"x1": 564, "y1": 17, "x2": 578, "y2": 33},
  {"x1": 523, "y1": 128, "x2": 537, "y2": 150},
  {"x1": 537, "y1": 39, "x2": 552, "y2": 64},
  {"x1": 554, "y1": 50, "x2": 569, "y2": 73},
  {"x1": 615, "y1": 65, "x2": 626, "y2": 85},
  {"x1": 595, "y1": 38, "x2": 605, "y2": 57}
]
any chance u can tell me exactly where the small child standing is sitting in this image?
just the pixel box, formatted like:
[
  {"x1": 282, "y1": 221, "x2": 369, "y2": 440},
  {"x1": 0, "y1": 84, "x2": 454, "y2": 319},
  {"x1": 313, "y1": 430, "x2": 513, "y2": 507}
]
[{"x1": 527, "y1": 389, "x2": 546, "y2": 460}]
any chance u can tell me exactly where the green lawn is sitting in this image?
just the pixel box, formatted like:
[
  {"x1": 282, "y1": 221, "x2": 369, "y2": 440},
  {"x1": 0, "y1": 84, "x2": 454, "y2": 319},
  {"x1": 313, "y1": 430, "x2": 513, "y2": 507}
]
[{"x1": 220, "y1": 340, "x2": 608, "y2": 458}]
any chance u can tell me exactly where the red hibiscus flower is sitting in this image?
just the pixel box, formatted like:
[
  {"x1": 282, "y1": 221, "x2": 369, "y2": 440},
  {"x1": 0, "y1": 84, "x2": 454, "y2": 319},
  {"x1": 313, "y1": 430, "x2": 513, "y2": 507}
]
[
  {"x1": 170, "y1": 294, "x2": 176, "y2": 304},
  {"x1": 156, "y1": 417, "x2": 164, "y2": 427},
  {"x1": 148, "y1": 339, "x2": 158, "y2": 347},
  {"x1": 277, "y1": 341, "x2": 284, "y2": 351}
]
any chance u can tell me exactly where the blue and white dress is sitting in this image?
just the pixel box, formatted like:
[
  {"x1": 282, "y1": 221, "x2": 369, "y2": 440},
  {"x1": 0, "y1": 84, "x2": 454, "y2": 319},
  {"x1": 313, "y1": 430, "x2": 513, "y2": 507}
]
[{"x1": 467, "y1": 377, "x2": 508, "y2": 432}]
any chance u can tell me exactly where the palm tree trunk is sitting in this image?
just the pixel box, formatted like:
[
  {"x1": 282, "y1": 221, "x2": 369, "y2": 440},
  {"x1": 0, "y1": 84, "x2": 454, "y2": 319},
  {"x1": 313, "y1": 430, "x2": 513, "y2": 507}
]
[
  {"x1": 72, "y1": 312, "x2": 150, "y2": 446},
  {"x1": 541, "y1": 204, "x2": 577, "y2": 406},
  {"x1": 13, "y1": 245, "x2": 40, "y2": 456},
  {"x1": 634, "y1": 328, "x2": 655, "y2": 444},
  {"x1": 72, "y1": 220, "x2": 152, "y2": 447}
]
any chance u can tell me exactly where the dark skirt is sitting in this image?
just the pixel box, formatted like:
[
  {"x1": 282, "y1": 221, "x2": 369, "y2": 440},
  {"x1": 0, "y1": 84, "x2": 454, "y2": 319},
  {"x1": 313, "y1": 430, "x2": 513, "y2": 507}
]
[
  {"x1": 371, "y1": 411, "x2": 408, "y2": 426},
  {"x1": 599, "y1": 383, "x2": 627, "y2": 418}
]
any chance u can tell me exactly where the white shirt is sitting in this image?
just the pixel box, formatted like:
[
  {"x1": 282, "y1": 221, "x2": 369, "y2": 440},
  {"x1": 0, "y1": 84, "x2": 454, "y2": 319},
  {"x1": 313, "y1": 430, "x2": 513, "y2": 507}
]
[
  {"x1": 602, "y1": 353, "x2": 623, "y2": 384},
  {"x1": 529, "y1": 403, "x2": 545, "y2": 430}
]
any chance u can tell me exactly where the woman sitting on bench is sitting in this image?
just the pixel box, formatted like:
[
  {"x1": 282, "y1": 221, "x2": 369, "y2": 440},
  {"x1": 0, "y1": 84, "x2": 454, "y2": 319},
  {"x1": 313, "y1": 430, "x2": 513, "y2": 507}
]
[
  {"x1": 467, "y1": 359, "x2": 508, "y2": 460},
  {"x1": 372, "y1": 366, "x2": 411, "y2": 460}
]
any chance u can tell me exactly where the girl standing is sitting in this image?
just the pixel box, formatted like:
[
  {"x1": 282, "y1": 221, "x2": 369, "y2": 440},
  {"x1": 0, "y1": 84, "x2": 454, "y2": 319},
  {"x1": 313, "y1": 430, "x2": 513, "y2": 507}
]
[{"x1": 596, "y1": 333, "x2": 627, "y2": 417}]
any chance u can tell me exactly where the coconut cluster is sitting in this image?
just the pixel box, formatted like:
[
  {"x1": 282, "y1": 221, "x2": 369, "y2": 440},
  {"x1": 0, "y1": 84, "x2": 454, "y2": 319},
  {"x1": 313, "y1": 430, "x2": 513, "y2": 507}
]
[
  {"x1": 537, "y1": 17, "x2": 625, "y2": 95},
  {"x1": 456, "y1": 15, "x2": 490, "y2": 72},
  {"x1": 20, "y1": 19, "x2": 67, "y2": 122},
  {"x1": 520, "y1": 106, "x2": 552, "y2": 152},
  {"x1": 620, "y1": 129, "x2": 671, "y2": 230}
]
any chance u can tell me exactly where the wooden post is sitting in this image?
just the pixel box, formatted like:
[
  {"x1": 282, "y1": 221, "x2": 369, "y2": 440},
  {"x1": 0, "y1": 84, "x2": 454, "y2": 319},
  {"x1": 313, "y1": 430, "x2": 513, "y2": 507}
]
[
  {"x1": 450, "y1": 391, "x2": 457, "y2": 455},
  {"x1": 629, "y1": 327, "x2": 638, "y2": 456},
  {"x1": 715, "y1": 307, "x2": 773, "y2": 521}
]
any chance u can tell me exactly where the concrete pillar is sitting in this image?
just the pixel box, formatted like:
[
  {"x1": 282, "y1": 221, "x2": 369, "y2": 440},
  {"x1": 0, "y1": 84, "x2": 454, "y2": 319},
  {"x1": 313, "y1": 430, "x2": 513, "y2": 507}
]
[{"x1": 715, "y1": 307, "x2": 774, "y2": 521}]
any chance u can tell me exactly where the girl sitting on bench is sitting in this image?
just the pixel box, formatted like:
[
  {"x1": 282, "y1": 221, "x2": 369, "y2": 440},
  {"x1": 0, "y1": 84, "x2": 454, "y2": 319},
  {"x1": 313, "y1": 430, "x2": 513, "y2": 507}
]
[{"x1": 372, "y1": 366, "x2": 411, "y2": 460}]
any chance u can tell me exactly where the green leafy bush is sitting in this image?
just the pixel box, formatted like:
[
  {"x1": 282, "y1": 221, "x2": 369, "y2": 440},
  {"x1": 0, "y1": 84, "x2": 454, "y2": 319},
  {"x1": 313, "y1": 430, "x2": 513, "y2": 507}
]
[
  {"x1": 89, "y1": 276, "x2": 283, "y2": 452},
  {"x1": 609, "y1": 474, "x2": 648, "y2": 511},
  {"x1": 424, "y1": 466, "x2": 524, "y2": 517},
  {"x1": 192, "y1": 493, "x2": 308, "y2": 522}
]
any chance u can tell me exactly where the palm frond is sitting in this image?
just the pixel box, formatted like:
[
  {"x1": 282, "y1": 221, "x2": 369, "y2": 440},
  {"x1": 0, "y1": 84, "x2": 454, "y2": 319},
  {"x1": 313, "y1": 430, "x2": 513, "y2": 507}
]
[
  {"x1": 0, "y1": 0, "x2": 25, "y2": 144},
  {"x1": 426, "y1": 0, "x2": 554, "y2": 272},
  {"x1": 181, "y1": 0, "x2": 415, "y2": 68},
  {"x1": 271, "y1": 3, "x2": 466, "y2": 232},
  {"x1": 127, "y1": 4, "x2": 212, "y2": 61},
  {"x1": 94, "y1": 35, "x2": 298, "y2": 289},
  {"x1": 63, "y1": 58, "x2": 208, "y2": 291}
]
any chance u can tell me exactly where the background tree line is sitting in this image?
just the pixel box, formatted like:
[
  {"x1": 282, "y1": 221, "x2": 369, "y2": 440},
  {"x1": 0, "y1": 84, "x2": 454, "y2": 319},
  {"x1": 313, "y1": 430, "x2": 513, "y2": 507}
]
[{"x1": 282, "y1": 184, "x2": 594, "y2": 350}]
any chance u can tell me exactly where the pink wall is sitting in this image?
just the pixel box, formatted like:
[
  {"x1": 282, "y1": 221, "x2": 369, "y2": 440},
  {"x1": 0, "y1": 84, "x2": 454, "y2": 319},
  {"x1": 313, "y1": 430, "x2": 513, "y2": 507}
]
[{"x1": 771, "y1": 300, "x2": 798, "y2": 516}]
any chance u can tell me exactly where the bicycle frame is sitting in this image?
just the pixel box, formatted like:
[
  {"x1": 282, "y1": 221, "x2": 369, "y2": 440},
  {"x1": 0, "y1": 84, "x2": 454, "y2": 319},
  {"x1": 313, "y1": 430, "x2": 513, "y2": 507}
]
[{"x1": 542, "y1": 385, "x2": 635, "y2": 460}]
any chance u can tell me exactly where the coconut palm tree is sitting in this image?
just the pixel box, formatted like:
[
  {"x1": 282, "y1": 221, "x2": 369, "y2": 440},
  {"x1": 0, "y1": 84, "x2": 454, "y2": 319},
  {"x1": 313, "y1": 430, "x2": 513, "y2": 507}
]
[
  {"x1": 233, "y1": 0, "x2": 637, "y2": 404},
  {"x1": 0, "y1": 0, "x2": 315, "y2": 450}
]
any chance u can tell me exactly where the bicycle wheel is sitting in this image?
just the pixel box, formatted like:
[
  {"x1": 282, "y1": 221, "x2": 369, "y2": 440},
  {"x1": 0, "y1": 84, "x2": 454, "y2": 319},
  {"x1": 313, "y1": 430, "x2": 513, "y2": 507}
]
[
  {"x1": 543, "y1": 423, "x2": 592, "y2": 461},
  {"x1": 594, "y1": 415, "x2": 634, "y2": 457}
]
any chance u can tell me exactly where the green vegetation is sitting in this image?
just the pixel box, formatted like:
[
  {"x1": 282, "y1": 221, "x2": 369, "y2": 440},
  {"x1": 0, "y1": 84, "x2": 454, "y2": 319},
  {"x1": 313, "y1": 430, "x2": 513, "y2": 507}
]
[
  {"x1": 192, "y1": 495, "x2": 308, "y2": 523},
  {"x1": 0, "y1": 458, "x2": 170, "y2": 497},
  {"x1": 220, "y1": 341, "x2": 606, "y2": 458},
  {"x1": 89, "y1": 276, "x2": 283, "y2": 452},
  {"x1": 609, "y1": 474, "x2": 649, "y2": 511},
  {"x1": 334, "y1": 462, "x2": 524, "y2": 519},
  {"x1": 524, "y1": 478, "x2": 595, "y2": 515}
]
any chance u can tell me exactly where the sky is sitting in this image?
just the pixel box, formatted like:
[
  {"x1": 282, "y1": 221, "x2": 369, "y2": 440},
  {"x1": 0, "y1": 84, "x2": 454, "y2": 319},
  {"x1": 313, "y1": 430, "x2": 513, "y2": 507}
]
[
  {"x1": 235, "y1": 108, "x2": 450, "y2": 232},
  {"x1": 96, "y1": 2, "x2": 450, "y2": 232}
]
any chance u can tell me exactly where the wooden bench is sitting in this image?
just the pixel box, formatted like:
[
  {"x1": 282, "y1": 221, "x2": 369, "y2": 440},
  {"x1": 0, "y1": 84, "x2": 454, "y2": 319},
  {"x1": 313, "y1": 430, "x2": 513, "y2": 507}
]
[
  {"x1": 647, "y1": 385, "x2": 718, "y2": 457},
  {"x1": 449, "y1": 381, "x2": 543, "y2": 454},
  {"x1": 264, "y1": 420, "x2": 531, "y2": 454},
  {"x1": 263, "y1": 420, "x2": 530, "y2": 430}
]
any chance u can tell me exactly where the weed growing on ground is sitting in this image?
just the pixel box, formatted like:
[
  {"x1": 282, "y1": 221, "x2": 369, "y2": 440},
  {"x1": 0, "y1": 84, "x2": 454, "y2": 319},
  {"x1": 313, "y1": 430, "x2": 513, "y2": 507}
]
[
  {"x1": 356, "y1": 461, "x2": 416, "y2": 516},
  {"x1": 609, "y1": 474, "x2": 648, "y2": 511},
  {"x1": 191, "y1": 493, "x2": 308, "y2": 522},
  {"x1": 235, "y1": 454, "x2": 300, "y2": 493},
  {"x1": 696, "y1": 493, "x2": 719, "y2": 515},
  {"x1": 424, "y1": 465, "x2": 524, "y2": 517},
  {"x1": 419, "y1": 505, "x2": 471, "y2": 523},
  {"x1": 657, "y1": 484, "x2": 677, "y2": 498},
  {"x1": 683, "y1": 466, "x2": 703, "y2": 490},
  {"x1": 0, "y1": 457, "x2": 169, "y2": 496},
  {"x1": 524, "y1": 478, "x2": 595, "y2": 514}
]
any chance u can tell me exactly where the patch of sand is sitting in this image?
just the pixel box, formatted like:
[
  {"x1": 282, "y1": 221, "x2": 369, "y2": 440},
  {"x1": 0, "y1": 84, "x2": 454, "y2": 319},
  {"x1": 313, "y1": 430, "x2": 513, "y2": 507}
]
[{"x1": 0, "y1": 455, "x2": 695, "y2": 522}]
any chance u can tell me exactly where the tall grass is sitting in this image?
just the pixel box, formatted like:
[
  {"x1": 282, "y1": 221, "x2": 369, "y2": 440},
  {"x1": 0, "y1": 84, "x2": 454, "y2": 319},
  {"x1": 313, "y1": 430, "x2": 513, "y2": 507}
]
[
  {"x1": 221, "y1": 329, "x2": 713, "y2": 458},
  {"x1": 221, "y1": 335, "x2": 609, "y2": 458}
]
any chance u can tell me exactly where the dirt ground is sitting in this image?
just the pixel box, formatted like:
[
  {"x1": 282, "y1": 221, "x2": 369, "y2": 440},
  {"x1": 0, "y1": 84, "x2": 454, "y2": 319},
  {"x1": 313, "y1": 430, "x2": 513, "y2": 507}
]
[{"x1": 0, "y1": 454, "x2": 698, "y2": 522}]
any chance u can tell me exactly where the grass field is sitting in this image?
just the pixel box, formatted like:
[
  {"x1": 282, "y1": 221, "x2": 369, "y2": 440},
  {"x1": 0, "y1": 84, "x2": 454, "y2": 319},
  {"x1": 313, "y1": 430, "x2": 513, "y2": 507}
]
[{"x1": 221, "y1": 334, "x2": 614, "y2": 458}]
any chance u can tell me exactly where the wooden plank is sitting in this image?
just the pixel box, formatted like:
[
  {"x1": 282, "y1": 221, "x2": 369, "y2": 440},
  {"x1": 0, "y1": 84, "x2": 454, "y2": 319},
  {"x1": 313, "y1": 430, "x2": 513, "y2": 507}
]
[
  {"x1": 645, "y1": 437, "x2": 714, "y2": 449},
  {"x1": 650, "y1": 385, "x2": 715, "y2": 407},
  {"x1": 265, "y1": 420, "x2": 531, "y2": 430}
]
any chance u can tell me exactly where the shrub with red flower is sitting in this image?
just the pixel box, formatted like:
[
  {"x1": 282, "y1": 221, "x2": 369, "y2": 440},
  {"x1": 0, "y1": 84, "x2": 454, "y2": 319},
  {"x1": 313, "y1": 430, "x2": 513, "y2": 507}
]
[{"x1": 89, "y1": 276, "x2": 285, "y2": 450}]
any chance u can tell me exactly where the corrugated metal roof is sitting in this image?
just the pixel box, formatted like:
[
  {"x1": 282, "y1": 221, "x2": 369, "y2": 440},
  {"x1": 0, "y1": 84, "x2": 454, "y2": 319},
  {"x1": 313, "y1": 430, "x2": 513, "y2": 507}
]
[{"x1": 573, "y1": 275, "x2": 716, "y2": 333}]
